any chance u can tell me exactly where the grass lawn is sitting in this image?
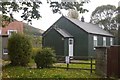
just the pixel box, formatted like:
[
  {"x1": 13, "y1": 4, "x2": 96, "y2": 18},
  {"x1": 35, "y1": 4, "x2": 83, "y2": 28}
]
[
  {"x1": 54, "y1": 60, "x2": 95, "y2": 69},
  {"x1": 2, "y1": 60, "x2": 100, "y2": 78}
]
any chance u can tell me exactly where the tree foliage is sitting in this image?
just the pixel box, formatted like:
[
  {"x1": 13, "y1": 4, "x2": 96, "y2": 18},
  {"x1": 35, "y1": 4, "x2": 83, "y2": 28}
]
[
  {"x1": 31, "y1": 36, "x2": 42, "y2": 48},
  {"x1": 1, "y1": 1, "x2": 42, "y2": 24},
  {"x1": 67, "y1": 9, "x2": 79, "y2": 19},
  {"x1": 0, "y1": 0, "x2": 89, "y2": 26},
  {"x1": 8, "y1": 33, "x2": 32, "y2": 66},
  {"x1": 118, "y1": 15, "x2": 120, "y2": 45},
  {"x1": 90, "y1": 5, "x2": 117, "y2": 34},
  {"x1": 116, "y1": 6, "x2": 120, "y2": 45},
  {"x1": 50, "y1": 1, "x2": 89, "y2": 14}
]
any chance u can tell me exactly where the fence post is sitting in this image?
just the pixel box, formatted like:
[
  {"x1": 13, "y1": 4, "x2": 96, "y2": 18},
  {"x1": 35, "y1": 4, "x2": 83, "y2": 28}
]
[
  {"x1": 67, "y1": 63, "x2": 69, "y2": 70},
  {"x1": 66, "y1": 56, "x2": 70, "y2": 70},
  {"x1": 90, "y1": 57, "x2": 92, "y2": 73}
]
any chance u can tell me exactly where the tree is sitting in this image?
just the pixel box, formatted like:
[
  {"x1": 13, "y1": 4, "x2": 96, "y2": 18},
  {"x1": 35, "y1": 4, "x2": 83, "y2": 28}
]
[
  {"x1": 67, "y1": 9, "x2": 79, "y2": 19},
  {"x1": 116, "y1": 5, "x2": 120, "y2": 45},
  {"x1": 50, "y1": 1, "x2": 89, "y2": 14},
  {"x1": 0, "y1": 0, "x2": 89, "y2": 26},
  {"x1": 31, "y1": 36, "x2": 42, "y2": 48},
  {"x1": 117, "y1": 14, "x2": 120, "y2": 45},
  {"x1": 50, "y1": 0, "x2": 89, "y2": 19},
  {"x1": 1, "y1": 0, "x2": 42, "y2": 25},
  {"x1": 8, "y1": 33, "x2": 32, "y2": 66},
  {"x1": 90, "y1": 5, "x2": 117, "y2": 35}
]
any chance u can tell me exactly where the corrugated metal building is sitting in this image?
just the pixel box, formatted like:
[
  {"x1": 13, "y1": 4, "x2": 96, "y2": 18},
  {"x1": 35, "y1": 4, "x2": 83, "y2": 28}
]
[{"x1": 42, "y1": 16, "x2": 114, "y2": 57}]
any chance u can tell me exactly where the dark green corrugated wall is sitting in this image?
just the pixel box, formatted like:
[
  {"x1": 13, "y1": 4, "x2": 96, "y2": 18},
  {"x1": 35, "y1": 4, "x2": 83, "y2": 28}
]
[
  {"x1": 64, "y1": 39, "x2": 69, "y2": 56},
  {"x1": 54, "y1": 17, "x2": 89, "y2": 56},
  {"x1": 43, "y1": 29, "x2": 65, "y2": 56},
  {"x1": 88, "y1": 34, "x2": 94, "y2": 57}
]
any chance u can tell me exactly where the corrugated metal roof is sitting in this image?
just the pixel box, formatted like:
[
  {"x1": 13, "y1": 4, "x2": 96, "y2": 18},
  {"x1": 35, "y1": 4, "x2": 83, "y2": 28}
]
[
  {"x1": 65, "y1": 17, "x2": 113, "y2": 37},
  {"x1": 54, "y1": 28, "x2": 73, "y2": 38}
]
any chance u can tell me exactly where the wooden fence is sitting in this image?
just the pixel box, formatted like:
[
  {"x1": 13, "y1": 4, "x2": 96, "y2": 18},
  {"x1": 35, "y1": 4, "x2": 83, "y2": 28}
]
[
  {"x1": 51, "y1": 56, "x2": 96, "y2": 73},
  {"x1": 107, "y1": 46, "x2": 120, "y2": 78}
]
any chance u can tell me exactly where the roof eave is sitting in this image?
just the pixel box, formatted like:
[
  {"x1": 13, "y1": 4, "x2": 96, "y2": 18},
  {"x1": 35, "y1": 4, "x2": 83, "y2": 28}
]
[{"x1": 89, "y1": 32, "x2": 114, "y2": 37}]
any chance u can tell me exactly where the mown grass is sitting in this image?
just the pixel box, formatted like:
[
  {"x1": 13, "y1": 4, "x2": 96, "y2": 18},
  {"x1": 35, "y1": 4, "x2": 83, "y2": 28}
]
[
  {"x1": 3, "y1": 65, "x2": 99, "y2": 78},
  {"x1": 2, "y1": 60, "x2": 99, "y2": 78}
]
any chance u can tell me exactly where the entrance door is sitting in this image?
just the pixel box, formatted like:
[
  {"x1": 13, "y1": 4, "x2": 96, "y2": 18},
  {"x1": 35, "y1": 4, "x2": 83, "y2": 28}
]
[{"x1": 68, "y1": 38, "x2": 74, "y2": 56}]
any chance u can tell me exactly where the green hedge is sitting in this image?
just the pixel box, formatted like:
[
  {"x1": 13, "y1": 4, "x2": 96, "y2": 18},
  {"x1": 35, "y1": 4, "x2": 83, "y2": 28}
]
[
  {"x1": 8, "y1": 33, "x2": 32, "y2": 66},
  {"x1": 34, "y1": 48, "x2": 56, "y2": 68}
]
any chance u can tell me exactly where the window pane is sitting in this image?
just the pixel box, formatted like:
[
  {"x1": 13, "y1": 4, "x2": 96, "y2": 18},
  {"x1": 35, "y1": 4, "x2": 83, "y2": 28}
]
[
  {"x1": 93, "y1": 36, "x2": 97, "y2": 47},
  {"x1": 3, "y1": 48, "x2": 8, "y2": 54},
  {"x1": 69, "y1": 39, "x2": 73, "y2": 44},
  {"x1": 103, "y1": 37, "x2": 106, "y2": 46},
  {"x1": 110, "y1": 38, "x2": 113, "y2": 45}
]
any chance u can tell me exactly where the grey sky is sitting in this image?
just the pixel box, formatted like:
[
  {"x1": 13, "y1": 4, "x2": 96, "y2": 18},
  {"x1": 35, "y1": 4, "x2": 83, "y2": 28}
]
[{"x1": 13, "y1": 0, "x2": 119, "y2": 30}]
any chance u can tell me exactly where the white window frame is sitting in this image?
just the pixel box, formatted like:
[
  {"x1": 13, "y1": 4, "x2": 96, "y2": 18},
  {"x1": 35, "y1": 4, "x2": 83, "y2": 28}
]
[
  {"x1": 3, "y1": 48, "x2": 8, "y2": 54},
  {"x1": 103, "y1": 37, "x2": 106, "y2": 46},
  {"x1": 7, "y1": 30, "x2": 17, "y2": 36},
  {"x1": 110, "y1": 38, "x2": 113, "y2": 45},
  {"x1": 93, "y1": 36, "x2": 97, "y2": 50},
  {"x1": 93, "y1": 36, "x2": 97, "y2": 47},
  {"x1": 0, "y1": 30, "x2": 1, "y2": 35}
]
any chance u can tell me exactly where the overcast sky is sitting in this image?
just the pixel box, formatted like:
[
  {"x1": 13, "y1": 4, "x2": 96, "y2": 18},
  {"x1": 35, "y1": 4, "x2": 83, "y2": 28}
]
[{"x1": 13, "y1": 0, "x2": 119, "y2": 31}]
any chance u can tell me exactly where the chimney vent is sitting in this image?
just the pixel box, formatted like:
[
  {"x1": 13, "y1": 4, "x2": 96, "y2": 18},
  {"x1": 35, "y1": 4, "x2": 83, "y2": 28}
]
[{"x1": 81, "y1": 16, "x2": 84, "y2": 22}]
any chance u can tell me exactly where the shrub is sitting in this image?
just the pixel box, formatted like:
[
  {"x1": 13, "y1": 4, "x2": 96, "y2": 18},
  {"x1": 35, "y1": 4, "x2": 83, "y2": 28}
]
[
  {"x1": 8, "y1": 33, "x2": 32, "y2": 66},
  {"x1": 34, "y1": 48, "x2": 56, "y2": 68},
  {"x1": 31, "y1": 48, "x2": 41, "y2": 59}
]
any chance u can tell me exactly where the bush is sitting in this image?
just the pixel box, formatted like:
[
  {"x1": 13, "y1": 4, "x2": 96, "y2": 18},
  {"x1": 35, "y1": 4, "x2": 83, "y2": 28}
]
[
  {"x1": 31, "y1": 48, "x2": 41, "y2": 59},
  {"x1": 8, "y1": 33, "x2": 32, "y2": 66},
  {"x1": 34, "y1": 48, "x2": 56, "y2": 68}
]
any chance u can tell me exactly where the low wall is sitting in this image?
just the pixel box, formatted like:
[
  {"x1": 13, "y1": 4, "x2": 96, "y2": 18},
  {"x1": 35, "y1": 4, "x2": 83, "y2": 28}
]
[
  {"x1": 95, "y1": 46, "x2": 108, "y2": 77},
  {"x1": 95, "y1": 45, "x2": 120, "y2": 78}
]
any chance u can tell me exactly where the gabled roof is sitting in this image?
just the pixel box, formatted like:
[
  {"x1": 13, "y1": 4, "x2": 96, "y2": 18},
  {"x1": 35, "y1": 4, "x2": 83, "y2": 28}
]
[
  {"x1": 43, "y1": 16, "x2": 113, "y2": 37},
  {"x1": 54, "y1": 28, "x2": 73, "y2": 38},
  {"x1": 65, "y1": 16, "x2": 113, "y2": 37},
  {"x1": 0, "y1": 21, "x2": 23, "y2": 35}
]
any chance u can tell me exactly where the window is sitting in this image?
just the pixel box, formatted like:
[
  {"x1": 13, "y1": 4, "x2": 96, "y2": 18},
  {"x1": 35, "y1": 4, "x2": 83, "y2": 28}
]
[
  {"x1": 93, "y1": 36, "x2": 97, "y2": 47},
  {"x1": 93, "y1": 36, "x2": 97, "y2": 50},
  {"x1": 69, "y1": 39, "x2": 73, "y2": 45},
  {"x1": 103, "y1": 37, "x2": 106, "y2": 46},
  {"x1": 0, "y1": 30, "x2": 1, "y2": 35},
  {"x1": 3, "y1": 48, "x2": 8, "y2": 54},
  {"x1": 110, "y1": 38, "x2": 113, "y2": 45},
  {"x1": 7, "y1": 30, "x2": 17, "y2": 36}
]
